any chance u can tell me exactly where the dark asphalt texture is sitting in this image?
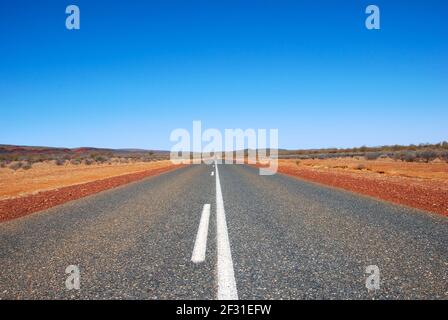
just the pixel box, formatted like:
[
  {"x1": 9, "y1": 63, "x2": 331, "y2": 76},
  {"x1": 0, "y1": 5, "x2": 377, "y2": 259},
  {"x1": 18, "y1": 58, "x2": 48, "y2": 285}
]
[{"x1": 0, "y1": 164, "x2": 447, "y2": 299}]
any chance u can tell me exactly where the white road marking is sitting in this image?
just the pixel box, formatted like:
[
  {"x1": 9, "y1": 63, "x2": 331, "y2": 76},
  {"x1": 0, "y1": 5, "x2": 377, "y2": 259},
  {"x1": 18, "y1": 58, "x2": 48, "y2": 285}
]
[
  {"x1": 191, "y1": 204, "x2": 211, "y2": 264},
  {"x1": 211, "y1": 171, "x2": 214, "y2": 176},
  {"x1": 215, "y1": 160, "x2": 238, "y2": 300}
]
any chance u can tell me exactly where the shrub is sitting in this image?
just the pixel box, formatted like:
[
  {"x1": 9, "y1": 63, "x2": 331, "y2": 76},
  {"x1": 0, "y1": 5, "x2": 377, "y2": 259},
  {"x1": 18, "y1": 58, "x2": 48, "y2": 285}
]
[
  {"x1": 393, "y1": 151, "x2": 416, "y2": 162},
  {"x1": 402, "y1": 152, "x2": 416, "y2": 162},
  {"x1": 70, "y1": 159, "x2": 81, "y2": 165},
  {"x1": 94, "y1": 155, "x2": 108, "y2": 163},
  {"x1": 9, "y1": 162, "x2": 22, "y2": 170},
  {"x1": 417, "y1": 150, "x2": 437, "y2": 163},
  {"x1": 22, "y1": 162, "x2": 32, "y2": 170},
  {"x1": 392, "y1": 152, "x2": 401, "y2": 161},
  {"x1": 365, "y1": 152, "x2": 382, "y2": 160},
  {"x1": 439, "y1": 151, "x2": 448, "y2": 163},
  {"x1": 55, "y1": 158, "x2": 65, "y2": 166},
  {"x1": 84, "y1": 159, "x2": 94, "y2": 165}
]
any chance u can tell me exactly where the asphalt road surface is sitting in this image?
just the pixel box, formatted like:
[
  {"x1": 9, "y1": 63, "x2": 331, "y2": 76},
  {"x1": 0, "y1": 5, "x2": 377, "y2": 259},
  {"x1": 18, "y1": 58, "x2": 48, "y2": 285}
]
[{"x1": 0, "y1": 163, "x2": 447, "y2": 299}]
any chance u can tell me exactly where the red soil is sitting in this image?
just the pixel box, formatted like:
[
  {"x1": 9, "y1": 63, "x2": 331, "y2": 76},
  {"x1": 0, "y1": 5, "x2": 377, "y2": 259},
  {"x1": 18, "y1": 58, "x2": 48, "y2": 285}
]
[
  {"x1": 256, "y1": 163, "x2": 448, "y2": 217},
  {"x1": 0, "y1": 165, "x2": 182, "y2": 223}
]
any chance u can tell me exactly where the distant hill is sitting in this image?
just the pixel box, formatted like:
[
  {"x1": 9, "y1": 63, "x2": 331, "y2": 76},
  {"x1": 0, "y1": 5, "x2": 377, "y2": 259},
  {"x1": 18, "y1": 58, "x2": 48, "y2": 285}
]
[{"x1": 0, "y1": 144, "x2": 169, "y2": 162}]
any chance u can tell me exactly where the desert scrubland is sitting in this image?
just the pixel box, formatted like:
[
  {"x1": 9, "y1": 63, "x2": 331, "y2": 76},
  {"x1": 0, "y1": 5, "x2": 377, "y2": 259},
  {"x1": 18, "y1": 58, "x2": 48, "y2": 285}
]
[
  {"x1": 0, "y1": 160, "x2": 180, "y2": 222},
  {"x1": 0, "y1": 160, "x2": 176, "y2": 200},
  {"x1": 274, "y1": 157, "x2": 448, "y2": 216},
  {"x1": 1, "y1": 143, "x2": 448, "y2": 221}
]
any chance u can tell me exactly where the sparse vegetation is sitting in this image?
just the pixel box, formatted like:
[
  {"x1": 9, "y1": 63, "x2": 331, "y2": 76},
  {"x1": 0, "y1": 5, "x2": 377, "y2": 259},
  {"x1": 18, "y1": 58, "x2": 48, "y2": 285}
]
[
  {"x1": 417, "y1": 150, "x2": 437, "y2": 163},
  {"x1": 278, "y1": 141, "x2": 448, "y2": 163},
  {"x1": 21, "y1": 162, "x2": 32, "y2": 170},
  {"x1": 440, "y1": 151, "x2": 448, "y2": 163},
  {"x1": 1, "y1": 142, "x2": 446, "y2": 168},
  {"x1": 403, "y1": 151, "x2": 417, "y2": 162},
  {"x1": 83, "y1": 159, "x2": 94, "y2": 165},
  {"x1": 9, "y1": 162, "x2": 22, "y2": 171},
  {"x1": 94, "y1": 155, "x2": 109, "y2": 163},
  {"x1": 0, "y1": 145, "x2": 169, "y2": 169},
  {"x1": 365, "y1": 152, "x2": 382, "y2": 160},
  {"x1": 54, "y1": 158, "x2": 65, "y2": 166},
  {"x1": 0, "y1": 159, "x2": 175, "y2": 201},
  {"x1": 393, "y1": 151, "x2": 416, "y2": 162},
  {"x1": 70, "y1": 159, "x2": 81, "y2": 165}
]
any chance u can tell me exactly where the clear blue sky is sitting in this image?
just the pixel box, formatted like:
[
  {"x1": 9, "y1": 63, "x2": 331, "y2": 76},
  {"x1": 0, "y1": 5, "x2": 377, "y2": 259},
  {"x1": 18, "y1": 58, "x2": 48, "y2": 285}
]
[{"x1": 0, "y1": 0, "x2": 447, "y2": 150}]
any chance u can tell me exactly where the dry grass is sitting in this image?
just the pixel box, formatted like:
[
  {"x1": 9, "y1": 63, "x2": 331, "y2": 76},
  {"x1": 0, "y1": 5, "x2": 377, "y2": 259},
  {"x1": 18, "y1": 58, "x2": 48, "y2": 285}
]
[
  {"x1": 284, "y1": 158, "x2": 448, "y2": 182},
  {"x1": 0, "y1": 160, "x2": 175, "y2": 200},
  {"x1": 263, "y1": 158, "x2": 448, "y2": 216}
]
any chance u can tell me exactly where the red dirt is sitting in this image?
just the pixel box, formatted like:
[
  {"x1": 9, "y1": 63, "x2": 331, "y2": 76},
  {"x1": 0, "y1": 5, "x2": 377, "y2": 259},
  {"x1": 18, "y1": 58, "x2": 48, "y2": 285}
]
[
  {"x1": 255, "y1": 163, "x2": 448, "y2": 217},
  {"x1": 0, "y1": 165, "x2": 182, "y2": 223}
]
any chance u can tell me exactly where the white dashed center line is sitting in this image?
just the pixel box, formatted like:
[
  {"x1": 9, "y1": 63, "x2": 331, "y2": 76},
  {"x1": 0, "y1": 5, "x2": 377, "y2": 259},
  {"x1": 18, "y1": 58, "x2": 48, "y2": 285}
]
[
  {"x1": 215, "y1": 160, "x2": 238, "y2": 300},
  {"x1": 191, "y1": 204, "x2": 211, "y2": 263}
]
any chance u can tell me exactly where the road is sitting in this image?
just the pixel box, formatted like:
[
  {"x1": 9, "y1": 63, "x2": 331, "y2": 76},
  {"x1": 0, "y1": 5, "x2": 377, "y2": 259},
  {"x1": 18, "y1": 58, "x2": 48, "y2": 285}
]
[{"x1": 0, "y1": 163, "x2": 447, "y2": 299}]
